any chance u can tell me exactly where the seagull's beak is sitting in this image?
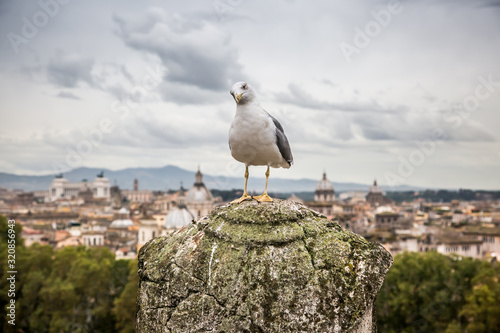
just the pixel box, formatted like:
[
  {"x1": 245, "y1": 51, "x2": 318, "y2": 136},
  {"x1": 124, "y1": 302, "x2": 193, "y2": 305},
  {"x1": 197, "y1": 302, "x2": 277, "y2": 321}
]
[{"x1": 234, "y1": 93, "x2": 243, "y2": 103}]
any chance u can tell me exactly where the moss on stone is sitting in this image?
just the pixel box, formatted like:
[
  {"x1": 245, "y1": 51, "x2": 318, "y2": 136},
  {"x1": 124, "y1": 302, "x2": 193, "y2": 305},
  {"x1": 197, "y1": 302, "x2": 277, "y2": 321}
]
[{"x1": 136, "y1": 199, "x2": 393, "y2": 333}]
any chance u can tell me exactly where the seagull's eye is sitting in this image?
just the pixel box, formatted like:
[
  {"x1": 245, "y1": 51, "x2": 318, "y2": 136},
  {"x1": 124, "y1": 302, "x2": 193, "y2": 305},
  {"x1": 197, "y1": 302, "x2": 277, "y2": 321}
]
[{"x1": 242, "y1": 83, "x2": 247, "y2": 89}]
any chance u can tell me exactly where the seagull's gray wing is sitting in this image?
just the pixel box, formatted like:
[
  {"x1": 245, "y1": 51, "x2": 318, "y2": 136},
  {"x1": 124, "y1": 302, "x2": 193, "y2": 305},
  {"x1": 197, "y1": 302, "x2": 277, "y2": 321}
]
[{"x1": 266, "y1": 111, "x2": 293, "y2": 166}]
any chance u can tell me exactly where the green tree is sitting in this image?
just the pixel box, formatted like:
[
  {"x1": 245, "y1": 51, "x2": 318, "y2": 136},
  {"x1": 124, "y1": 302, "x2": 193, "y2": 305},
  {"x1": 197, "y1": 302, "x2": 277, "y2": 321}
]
[
  {"x1": 459, "y1": 261, "x2": 500, "y2": 332},
  {"x1": 57, "y1": 246, "x2": 117, "y2": 332},
  {"x1": 113, "y1": 259, "x2": 138, "y2": 333},
  {"x1": 377, "y1": 251, "x2": 481, "y2": 333},
  {"x1": 111, "y1": 259, "x2": 132, "y2": 297},
  {"x1": 1, "y1": 215, "x2": 141, "y2": 332},
  {"x1": 15, "y1": 245, "x2": 120, "y2": 332},
  {"x1": 17, "y1": 243, "x2": 54, "y2": 330}
]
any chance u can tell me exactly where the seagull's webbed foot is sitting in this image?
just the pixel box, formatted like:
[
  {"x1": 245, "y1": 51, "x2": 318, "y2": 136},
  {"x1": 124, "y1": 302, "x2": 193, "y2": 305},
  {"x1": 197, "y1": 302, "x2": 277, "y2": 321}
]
[
  {"x1": 253, "y1": 193, "x2": 273, "y2": 202},
  {"x1": 231, "y1": 165, "x2": 252, "y2": 204},
  {"x1": 253, "y1": 166, "x2": 273, "y2": 202},
  {"x1": 230, "y1": 194, "x2": 253, "y2": 204}
]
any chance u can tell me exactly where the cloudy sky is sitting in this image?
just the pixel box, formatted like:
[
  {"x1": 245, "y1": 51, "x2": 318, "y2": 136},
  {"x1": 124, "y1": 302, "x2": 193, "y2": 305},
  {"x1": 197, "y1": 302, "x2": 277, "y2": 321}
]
[{"x1": 0, "y1": 0, "x2": 499, "y2": 190}]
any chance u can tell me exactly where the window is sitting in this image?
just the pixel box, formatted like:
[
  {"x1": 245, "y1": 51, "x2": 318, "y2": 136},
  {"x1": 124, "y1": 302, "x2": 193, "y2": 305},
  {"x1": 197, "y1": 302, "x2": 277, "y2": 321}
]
[
  {"x1": 93, "y1": 238, "x2": 96, "y2": 246},
  {"x1": 142, "y1": 231, "x2": 145, "y2": 242},
  {"x1": 152, "y1": 231, "x2": 156, "y2": 238}
]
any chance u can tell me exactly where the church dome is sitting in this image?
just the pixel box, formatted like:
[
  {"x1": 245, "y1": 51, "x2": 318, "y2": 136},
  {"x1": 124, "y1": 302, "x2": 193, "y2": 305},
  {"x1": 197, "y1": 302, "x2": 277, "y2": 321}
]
[
  {"x1": 314, "y1": 172, "x2": 335, "y2": 203},
  {"x1": 110, "y1": 219, "x2": 134, "y2": 228},
  {"x1": 165, "y1": 207, "x2": 196, "y2": 229},
  {"x1": 316, "y1": 173, "x2": 334, "y2": 191},
  {"x1": 186, "y1": 168, "x2": 214, "y2": 202},
  {"x1": 369, "y1": 180, "x2": 382, "y2": 193},
  {"x1": 186, "y1": 186, "x2": 213, "y2": 202},
  {"x1": 118, "y1": 207, "x2": 130, "y2": 215}
]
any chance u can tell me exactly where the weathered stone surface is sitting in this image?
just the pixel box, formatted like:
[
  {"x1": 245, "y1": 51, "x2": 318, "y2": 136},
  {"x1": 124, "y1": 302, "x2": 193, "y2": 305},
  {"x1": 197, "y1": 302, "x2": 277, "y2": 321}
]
[{"x1": 136, "y1": 200, "x2": 393, "y2": 333}]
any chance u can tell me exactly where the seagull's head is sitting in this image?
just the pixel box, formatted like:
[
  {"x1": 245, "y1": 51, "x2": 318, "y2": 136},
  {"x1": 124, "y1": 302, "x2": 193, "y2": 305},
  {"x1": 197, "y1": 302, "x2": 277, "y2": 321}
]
[{"x1": 230, "y1": 81, "x2": 257, "y2": 105}]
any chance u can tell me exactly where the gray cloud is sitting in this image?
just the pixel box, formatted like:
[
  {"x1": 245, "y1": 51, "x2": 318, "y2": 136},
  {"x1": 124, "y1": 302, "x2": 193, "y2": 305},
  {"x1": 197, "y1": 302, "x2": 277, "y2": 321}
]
[
  {"x1": 134, "y1": 111, "x2": 228, "y2": 149},
  {"x1": 478, "y1": 0, "x2": 500, "y2": 7},
  {"x1": 187, "y1": 9, "x2": 254, "y2": 25},
  {"x1": 89, "y1": 62, "x2": 137, "y2": 101},
  {"x1": 352, "y1": 110, "x2": 497, "y2": 143},
  {"x1": 114, "y1": 8, "x2": 245, "y2": 103},
  {"x1": 47, "y1": 52, "x2": 95, "y2": 88},
  {"x1": 274, "y1": 81, "x2": 498, "y2": 144},
  {"x1": 319, "y1": 79, "x2": 336, "y2": 87},
  {"x1": 395, "y1": 0, "x2": 500, "y2": 8},
  {"x1": 415, "y1": 84, "x2": 437, "y2": 103},
  {"x1": 56, "y1": 91, "x2": 81, "y2": 100},
  {"x1": 159, "y1": 81, "x2": 227, "y2": 105},
  {"x1": 275, "y1": 83, "x2": 404, "y2": 114},
  {"x1": 445, "y1": 122, "x2": 497, "y2": 142}
]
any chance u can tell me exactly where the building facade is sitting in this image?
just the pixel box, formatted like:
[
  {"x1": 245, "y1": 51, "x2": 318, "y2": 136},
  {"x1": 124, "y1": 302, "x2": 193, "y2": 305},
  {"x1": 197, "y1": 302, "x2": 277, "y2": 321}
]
[
  {"x1": 49, "y1": 173, "x2": 110, "y2": 202},
  {"x1": 122, "y1": 179, "x2": 153, "y2": 203},
  {"x1": 375, "y1": 212, "x2": 400, "y2": 230},
  {"x1": 82, "y1": 232, "x2": 105, "y2": 247},
  {"x1": 463, "y1": 228, "x2": 500, "y2": 258},
  {"x1": 137, "y1": 220, "x2": 160, "y2": 251}
]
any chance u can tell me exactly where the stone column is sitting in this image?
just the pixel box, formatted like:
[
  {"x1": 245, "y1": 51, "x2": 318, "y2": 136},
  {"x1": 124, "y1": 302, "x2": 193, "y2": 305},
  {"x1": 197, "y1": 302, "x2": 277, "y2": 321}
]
[{"x1": 137, "y1": 200, "x2": 393, "y2": 332}]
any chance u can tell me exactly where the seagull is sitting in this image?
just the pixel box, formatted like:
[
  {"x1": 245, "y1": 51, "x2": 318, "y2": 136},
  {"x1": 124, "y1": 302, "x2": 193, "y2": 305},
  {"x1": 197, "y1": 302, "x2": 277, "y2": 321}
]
[{"x1": 228, "y1": 82, "x2": 293, "y2": 203}]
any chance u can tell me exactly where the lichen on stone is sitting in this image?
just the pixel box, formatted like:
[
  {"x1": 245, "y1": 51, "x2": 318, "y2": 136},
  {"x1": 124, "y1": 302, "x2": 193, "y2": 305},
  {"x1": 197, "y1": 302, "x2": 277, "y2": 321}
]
[{"x1": 136, "y1": 200, "x2": 393, "y2": 333}]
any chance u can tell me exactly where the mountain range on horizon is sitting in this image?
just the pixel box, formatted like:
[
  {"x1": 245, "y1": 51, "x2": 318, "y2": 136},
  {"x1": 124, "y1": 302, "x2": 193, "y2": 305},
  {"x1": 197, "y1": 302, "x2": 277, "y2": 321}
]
[{"x1": 0, "y1": 165, "x2": 426, "y2": 193}]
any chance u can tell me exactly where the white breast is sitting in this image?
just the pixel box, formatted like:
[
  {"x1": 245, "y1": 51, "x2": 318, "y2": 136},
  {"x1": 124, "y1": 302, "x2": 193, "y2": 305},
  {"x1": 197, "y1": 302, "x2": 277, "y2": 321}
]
[{"x1": 229, "y1": 106, "x2": 286, "y2": 168}]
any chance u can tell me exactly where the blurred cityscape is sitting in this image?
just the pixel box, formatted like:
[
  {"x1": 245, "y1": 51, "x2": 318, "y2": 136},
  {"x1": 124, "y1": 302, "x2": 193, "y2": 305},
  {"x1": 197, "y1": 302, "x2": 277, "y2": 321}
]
[{"x1": 2, "y1": 168, "x2": 499, "y2": 262}]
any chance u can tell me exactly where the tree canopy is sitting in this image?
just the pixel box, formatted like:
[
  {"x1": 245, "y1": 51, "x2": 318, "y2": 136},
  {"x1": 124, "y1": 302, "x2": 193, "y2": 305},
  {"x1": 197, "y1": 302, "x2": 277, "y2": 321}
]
[{"x1": 377, "y1": 251, "x2": 500, "y2": 333}]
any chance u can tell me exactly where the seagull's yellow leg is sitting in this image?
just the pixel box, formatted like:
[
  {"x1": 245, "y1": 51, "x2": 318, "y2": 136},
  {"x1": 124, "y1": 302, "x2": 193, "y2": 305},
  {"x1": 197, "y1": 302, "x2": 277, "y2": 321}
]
[
  {"x1": 253, "y1": 166, "x2": 273, "y2": 202},
  {"x1": 231, "y1": 165, "x2": 252, "y2": 204}
]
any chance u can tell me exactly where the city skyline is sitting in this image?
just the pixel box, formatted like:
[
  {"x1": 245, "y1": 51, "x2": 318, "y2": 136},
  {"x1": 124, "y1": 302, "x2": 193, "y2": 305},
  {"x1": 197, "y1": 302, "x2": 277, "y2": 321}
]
[{"x1": 1, "y1": 0, "x2": 500, "y2": 190}]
